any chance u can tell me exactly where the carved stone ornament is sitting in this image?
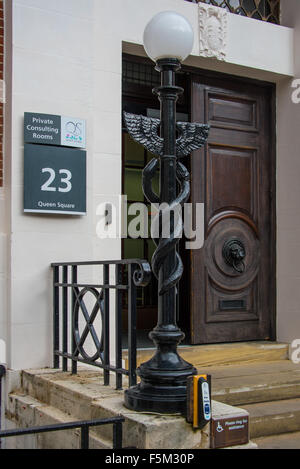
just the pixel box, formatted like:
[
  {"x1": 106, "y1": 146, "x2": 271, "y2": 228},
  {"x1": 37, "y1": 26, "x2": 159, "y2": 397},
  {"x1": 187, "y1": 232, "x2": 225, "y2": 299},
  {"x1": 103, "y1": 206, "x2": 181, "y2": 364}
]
[{"x1": 199, "y1": 4, "x2": 227, "y2": 61}]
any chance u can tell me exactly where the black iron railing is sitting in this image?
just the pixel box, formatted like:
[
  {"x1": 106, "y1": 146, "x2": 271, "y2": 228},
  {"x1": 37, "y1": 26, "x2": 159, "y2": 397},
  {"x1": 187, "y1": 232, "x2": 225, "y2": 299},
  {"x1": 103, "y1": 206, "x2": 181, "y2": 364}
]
[
  {"x1": 0, "y1": 416, "x2": 125, "y2": 449},
  {"x1": 0, "y1": 365, "x2": 5, "y2": 449},
  {"x1": 51, "y1": 260, "x2": 151, "y2": 389},
  {"x1": 185, "y1": 0, "x2": 280, "y2": 25}
]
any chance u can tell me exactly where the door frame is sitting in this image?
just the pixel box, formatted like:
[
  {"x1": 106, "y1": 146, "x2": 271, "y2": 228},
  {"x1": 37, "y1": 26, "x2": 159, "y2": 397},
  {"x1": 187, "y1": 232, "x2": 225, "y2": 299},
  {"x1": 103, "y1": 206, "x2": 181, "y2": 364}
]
[{"x1": 121, "y1": 54, "x2": 277, "y2": 344}]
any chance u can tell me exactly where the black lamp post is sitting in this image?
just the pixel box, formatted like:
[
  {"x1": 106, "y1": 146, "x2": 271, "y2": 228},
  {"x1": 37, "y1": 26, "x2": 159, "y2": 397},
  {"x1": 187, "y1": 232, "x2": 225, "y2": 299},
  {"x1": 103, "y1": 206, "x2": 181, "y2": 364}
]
[{"x1": 124, "y1": 11, "x2": 210, "y2": 414}]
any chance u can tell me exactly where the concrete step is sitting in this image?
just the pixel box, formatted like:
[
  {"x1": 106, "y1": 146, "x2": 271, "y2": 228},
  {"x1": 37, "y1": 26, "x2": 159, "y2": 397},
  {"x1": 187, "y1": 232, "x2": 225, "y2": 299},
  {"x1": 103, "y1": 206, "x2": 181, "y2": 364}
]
[
  {"x1": 123, "y1": 342, "x2": 289, "y2": 369},
  {"x1": 16, "y1": 369, "x2": 213, "y2": 448},
  {"x1": 18, "y1": 369, "x2": 210, "y2": 448},
  {"x1": 253, "y1": 431, "x2": 300, "y2": 449},
  {"x1": 20, "y1": 361, "x2": 300, "y2": 417},
  {"x1": 5, "y1": 393, "x2": 111, "y2": 449},
  {"x1": 242, "y1": 398, "x2": 300, "y2": 438},
  {"x1": 21, "y1": 368, "x2": 123, "y2": 422},
  {"x1": 6, "y1": 387, "x2": 254, "y2": 449},
  {"x1": 198, "y1": 361, "x2": 300, "y2": 406},
  {"x1": 11, "y1": 358, "x2": 300, "y2": 448}
]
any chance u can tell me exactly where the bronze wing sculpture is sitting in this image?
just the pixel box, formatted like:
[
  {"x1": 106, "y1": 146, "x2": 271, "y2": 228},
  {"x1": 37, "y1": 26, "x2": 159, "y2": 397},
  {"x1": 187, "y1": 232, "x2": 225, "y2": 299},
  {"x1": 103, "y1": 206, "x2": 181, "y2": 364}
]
[
  {"x1": 176, "y1": 121, "x2": 210, "y2": 157},
  {"x1": 123, "y1": 112, "x2": 163, "y2": 156},
  {"x1": 123, "y1": 112, "x2": 209, "y2": 157}
]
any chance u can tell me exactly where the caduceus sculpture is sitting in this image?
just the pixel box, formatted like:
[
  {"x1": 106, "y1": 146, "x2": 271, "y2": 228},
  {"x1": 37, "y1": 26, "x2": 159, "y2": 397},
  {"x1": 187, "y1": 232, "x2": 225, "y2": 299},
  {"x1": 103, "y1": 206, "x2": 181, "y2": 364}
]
[{"x1": 124, "y1": 11, "x2": 210, "y2": 414}]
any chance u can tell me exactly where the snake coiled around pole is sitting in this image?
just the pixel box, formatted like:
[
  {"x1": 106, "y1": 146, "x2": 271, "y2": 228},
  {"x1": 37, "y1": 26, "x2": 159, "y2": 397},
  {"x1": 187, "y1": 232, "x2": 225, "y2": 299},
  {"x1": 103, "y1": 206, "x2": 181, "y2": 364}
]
[{"x1": 142, "y1": 158, "x2": 190, "y2": 295}]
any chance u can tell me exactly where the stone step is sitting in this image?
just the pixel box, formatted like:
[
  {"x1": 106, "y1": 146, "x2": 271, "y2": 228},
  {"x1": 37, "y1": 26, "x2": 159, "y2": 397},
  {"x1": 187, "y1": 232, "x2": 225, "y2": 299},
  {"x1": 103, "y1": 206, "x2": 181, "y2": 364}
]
[
  {"x1": 14, "y1": 359, "x2": 300, "y2": 448},
  {"x1": 123, "y1": 342, "x2": 289, "y2": 369},
  {"x1": 18, "y1": 369, "x2": 210, "y2": 448},
  {"x1": 21, "y1": 368, "x2": 123, "y2": 421},
  {"x1": 198, "y1": 361, "x2": 300, "y2": 406},
  {"x1": 253, "y1": 431, "x2": 300, "y2": 449},
  {"x1": 241, "y1": 398, "x2": 300, "y2": 439},
  {"x1": 5, "y1": 393, "x2": 111, "y2": 449},
  {"x1": 6, "y1": 387, "x2": 254, "y2": 449},
  {"x1": 20, "y1": 360, "x2": 300, "y2": 417}
]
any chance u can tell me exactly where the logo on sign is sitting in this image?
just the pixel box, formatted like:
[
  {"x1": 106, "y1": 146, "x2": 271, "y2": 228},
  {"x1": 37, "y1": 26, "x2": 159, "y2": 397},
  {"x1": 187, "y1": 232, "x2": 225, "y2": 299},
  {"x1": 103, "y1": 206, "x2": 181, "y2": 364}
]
[
  {"x1": 61, "y1": 116, "x2": 86, "y2": 148},
  {"x1": 216, "y1": 422, "x2": 224, "y2": 433},
  {"x1": 65, "y1": 121, "x2": 83, "y2": 143}
]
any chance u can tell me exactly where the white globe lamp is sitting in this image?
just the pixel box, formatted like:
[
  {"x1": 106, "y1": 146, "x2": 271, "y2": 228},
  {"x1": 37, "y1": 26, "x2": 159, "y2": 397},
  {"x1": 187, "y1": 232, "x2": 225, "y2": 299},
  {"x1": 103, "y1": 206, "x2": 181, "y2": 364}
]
[{"x1": 143, "y1": 11, "x2": 194, "y2": 63}]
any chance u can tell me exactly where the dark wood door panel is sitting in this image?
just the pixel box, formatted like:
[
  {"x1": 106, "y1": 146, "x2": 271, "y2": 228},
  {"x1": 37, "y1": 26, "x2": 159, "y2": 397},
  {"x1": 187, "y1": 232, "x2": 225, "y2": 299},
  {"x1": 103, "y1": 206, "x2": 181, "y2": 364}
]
[
  {"x1": 206, "y1": 146, "x2": 258, "y2": 222},
  {"x1": 206, "y1": 91, "x2": 258, "y2": 132},
  {"x1": 207, "y1": 130, "x2": 260, "y2": 148},
  {"x1": 190, "y1": 75, "x2": 275, "y2": 344},
  {"x1": 206, "y1": 277, "x2": 259, "y2": 323}
]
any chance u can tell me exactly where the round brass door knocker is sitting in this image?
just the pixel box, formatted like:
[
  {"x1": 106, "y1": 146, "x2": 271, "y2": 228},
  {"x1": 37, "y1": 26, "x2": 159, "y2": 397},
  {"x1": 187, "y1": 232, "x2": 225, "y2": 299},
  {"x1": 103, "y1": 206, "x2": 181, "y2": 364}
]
[{"x1": 222, "y1": 238, "x2": 246, "y2": 274}]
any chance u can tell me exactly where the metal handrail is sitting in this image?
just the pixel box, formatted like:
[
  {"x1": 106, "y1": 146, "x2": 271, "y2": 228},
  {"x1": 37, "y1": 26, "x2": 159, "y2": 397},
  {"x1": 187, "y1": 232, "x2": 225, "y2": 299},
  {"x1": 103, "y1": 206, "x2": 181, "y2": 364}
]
[{"x1": 0, "y1": 416, "x2": 125, "y2": 449}]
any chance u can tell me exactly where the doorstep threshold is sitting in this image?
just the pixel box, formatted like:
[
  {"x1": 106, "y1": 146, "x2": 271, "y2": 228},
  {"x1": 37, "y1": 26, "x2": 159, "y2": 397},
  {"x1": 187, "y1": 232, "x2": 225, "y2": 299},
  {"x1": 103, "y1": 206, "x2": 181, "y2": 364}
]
[{"x1": 122, "y1": 341, "x2": 289, "y2": 368}]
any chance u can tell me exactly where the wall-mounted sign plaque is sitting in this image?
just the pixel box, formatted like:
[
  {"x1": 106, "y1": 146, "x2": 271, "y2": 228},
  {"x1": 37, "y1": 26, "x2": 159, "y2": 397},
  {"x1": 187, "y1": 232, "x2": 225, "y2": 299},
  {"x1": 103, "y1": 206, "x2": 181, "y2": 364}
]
[
  {"x1": 211, "y1": 414, "x2": 249, "y2": 449},
  {"x1": 24, "y1": 113, "x2": 86, "y2": 148},
  {"x1": 24, "y1": 144, "x2": 86, "y2": 215}
]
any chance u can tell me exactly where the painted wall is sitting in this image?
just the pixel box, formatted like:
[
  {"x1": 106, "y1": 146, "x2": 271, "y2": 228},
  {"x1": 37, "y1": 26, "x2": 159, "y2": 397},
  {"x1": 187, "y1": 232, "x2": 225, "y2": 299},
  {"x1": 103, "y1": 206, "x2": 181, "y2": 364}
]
[
  {"x1": 276, "y1": 1, "x2": 300, "y2": 344},
  {"x1": 1, "y1": 0, "x2": 297, "y2": 370},
  {"x1": 5, "y1": 0, "x2": 122, "y2": 369}
]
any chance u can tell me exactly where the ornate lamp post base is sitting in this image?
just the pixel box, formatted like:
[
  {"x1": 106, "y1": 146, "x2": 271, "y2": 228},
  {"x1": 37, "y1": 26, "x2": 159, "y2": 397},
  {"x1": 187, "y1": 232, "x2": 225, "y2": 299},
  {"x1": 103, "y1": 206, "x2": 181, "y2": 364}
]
[
  {"x1": 125, "y1": 330, "x2": 197, "y2": 414},
  {"x1": 125, "y1": 380, "x2": 194, "y2": 415}
]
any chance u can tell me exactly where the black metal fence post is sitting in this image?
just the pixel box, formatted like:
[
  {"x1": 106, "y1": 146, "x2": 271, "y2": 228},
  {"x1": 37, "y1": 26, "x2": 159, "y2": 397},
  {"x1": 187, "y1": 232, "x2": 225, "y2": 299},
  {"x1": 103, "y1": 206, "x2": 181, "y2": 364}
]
[
  {"x1": 71, "y1": 265, "x2": 78, "y2": 375},
  {"x1": 63, "y1": 265, "x2": 68, "y2": 372},
  {"x1": 113, "y1": 421, "x2": 123, "y2": 450},
  {"x1": 0, "y1": 365, "x2": 6, "y2": 450},
  {"x1": 128, "y1": 264, "x2": 137, "y2": 388},
  {"x1": 80, "y1": 425, "x2": 89, "y2": 449},
  {"x1": 53, "y1": 266, "x2": 60, "y2": 369},
  {"x1": 103, "y1": 264, "x2": 110, "y2": 386},
  {"x1": 0, "y1": 365, "x2": 5, "y2": 449},
  {"x1": 115, "y1": 264, "x2": 123, "y2": 390}
]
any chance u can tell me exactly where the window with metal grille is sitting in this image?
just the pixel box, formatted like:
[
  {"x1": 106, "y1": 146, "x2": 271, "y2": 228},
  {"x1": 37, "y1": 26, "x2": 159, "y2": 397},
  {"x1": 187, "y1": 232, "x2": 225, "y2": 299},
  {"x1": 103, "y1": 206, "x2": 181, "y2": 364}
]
[
  {"x1": 186, "y1": 0, "x2": 280, "y2": 24},
  {"x1": 122, "y1": 59, "x2": 160, "y2": 88}
]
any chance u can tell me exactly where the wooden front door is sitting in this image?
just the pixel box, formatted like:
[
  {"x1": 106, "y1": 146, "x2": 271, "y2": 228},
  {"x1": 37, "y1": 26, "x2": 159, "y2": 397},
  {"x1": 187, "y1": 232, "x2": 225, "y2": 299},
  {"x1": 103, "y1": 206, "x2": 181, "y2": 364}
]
[{"x1": 190, "y1": 74, "x2": 275, "y2": 344}]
